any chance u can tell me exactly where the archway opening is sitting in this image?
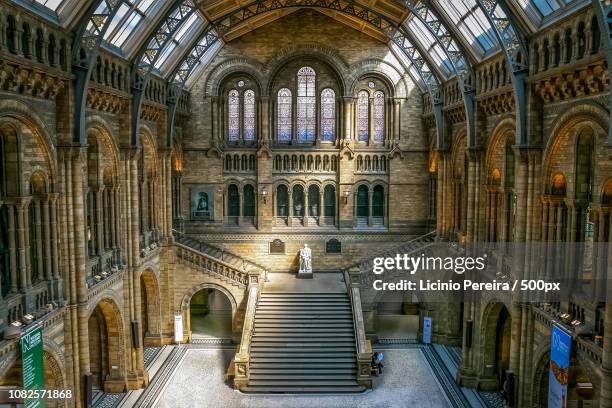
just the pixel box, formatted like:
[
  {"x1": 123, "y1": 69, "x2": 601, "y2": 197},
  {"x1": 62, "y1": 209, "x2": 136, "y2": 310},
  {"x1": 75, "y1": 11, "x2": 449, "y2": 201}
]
[
  {"x1": 87, "y1": 300, "x2": 124, "y2": 392},
  {"x1": 482, "y1": 302, "x2": 512, "y2": 392},
  {"x1": 189, "y1": 288, "x2": 233, "y2": 339}
]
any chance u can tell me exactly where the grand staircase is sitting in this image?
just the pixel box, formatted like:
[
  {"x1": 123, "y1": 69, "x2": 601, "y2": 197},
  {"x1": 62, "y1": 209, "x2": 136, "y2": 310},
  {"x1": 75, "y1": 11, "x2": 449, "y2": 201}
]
[{"x1": 243, "y1": 291, "x2": 366, "y2": 394}]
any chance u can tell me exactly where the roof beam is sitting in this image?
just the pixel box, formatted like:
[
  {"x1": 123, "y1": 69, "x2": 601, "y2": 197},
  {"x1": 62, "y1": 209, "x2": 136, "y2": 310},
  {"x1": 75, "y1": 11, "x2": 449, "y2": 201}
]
[
  {"x1": 71, "y1": 0, "x2": 129, "y2": 145},
  {"x1": 591, "y1": 0, "x2": 612, "y2": 144},
  {"x1": 475, "y1": 0, "x2": 530, "y2": 146},
  {"x1": 131, "y1": 0, "x2": 198, "y2": 146},
  {"x1": 402, "y1": 0, "x2": 476, "y2": 148}
]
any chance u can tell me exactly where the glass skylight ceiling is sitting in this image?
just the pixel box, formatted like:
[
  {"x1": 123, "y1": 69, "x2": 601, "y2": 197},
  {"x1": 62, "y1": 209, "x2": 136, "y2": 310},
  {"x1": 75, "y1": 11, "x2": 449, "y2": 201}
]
[
  {"x1": 104, "y1": 0, "x2": 158, "y2": 48},
  {"x1": 436, "y1": 0, "x2": 497, "y2": 57},
  {"x1": 33, "y1": 0, "x2": 63, "y2": 11},
  {"x1": 154, "y1": 12, "x2": 205, "y2": 74},
  {"x1": 517, "y1": 0, "x2": 579, "y2": 17},
  {"x1": 405, "y1": 17, "x2": 452, "y2": 78}
]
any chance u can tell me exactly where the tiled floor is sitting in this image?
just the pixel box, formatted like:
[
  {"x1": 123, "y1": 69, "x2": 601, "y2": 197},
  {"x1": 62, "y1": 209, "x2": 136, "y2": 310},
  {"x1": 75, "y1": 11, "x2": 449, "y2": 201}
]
[{"x1": 152, "y1": 348, "x2": 452, "y2": 408}]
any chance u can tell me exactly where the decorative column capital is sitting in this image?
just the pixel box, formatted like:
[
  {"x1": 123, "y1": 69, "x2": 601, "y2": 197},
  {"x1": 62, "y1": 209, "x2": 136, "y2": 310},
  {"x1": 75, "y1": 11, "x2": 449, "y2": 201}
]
[
  {"x1": 120, "y1": 146, "x2": 141, "y2": 161},
  {"x1": 57, "y1": 145, "x2": 86, "y2": 161}
]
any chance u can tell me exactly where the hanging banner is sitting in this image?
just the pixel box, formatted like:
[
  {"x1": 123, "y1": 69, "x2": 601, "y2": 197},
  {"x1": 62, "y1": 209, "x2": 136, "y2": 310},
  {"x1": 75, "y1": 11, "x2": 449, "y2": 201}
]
[
  {"x1": 548, "y1": 324, "x2": 571, "y2": 408},
  {"x1": 20, "y1": 324, "x2": 45, "y2": 408},
  {"x1": 174, "y1": 314, "x2": 183, "y2": 343},
  {"x1": 423, "y1": 317, "x2": 432, "y2": 344}
]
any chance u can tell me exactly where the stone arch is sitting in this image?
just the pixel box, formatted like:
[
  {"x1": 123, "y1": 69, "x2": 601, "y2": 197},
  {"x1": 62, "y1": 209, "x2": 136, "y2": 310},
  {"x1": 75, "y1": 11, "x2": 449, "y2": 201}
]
[
  {"x1": 348, "y1": 59, "x2": 406, "y2": 98},
  {"x1": 263, "y1": 43, "x2": 350, "y2": 95},
  {"x1": 86, "y1": 116, "x2": 120, "y2": 178},
  {"x1": 0, "y1": 116, "x2": 55, "y2": 197},
  {"x1": 479, "y1": 301, "x2": 512, "y2": 390},
  {"x1": 139, "y1": 268, "x2": 162, "y2": 344},
  {"x1": 0, "y1": 99, "x2": 56, "y2": 183},
  {"x1": 485, "y1": 118, "x2": 515, "y2": 174},
  {"x1": 42, "y1": 346, "x2": 67, "y2": 408},
  {"x1": 542, "y1": 103, "x2": 608, "y2": 191},
  {"x1": 179, "y1": 282, "x2": 239, "y2": 339},
  {"x1": 87, "y1": 297, "x2": 127, "y2": 390},
  {"x1": 205, "y1": 57, "x2": 266, "y2": 96},
  {"x1": 531, "y1": 346, "x2": 550, "y2": 408}
]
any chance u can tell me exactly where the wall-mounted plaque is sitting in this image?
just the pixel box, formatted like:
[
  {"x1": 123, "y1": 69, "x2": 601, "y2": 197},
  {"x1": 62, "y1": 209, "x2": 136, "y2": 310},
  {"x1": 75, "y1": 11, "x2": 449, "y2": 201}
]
[
  {"x1": 269, "y1": 239, "x2": 285, "y2": 254},
  {"x1": 325, "y1": 239, "x2": 342, "y2": 253}
]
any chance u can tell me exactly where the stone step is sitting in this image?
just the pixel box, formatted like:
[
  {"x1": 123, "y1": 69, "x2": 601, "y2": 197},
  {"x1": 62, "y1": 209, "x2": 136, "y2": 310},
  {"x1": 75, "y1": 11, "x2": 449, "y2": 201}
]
[
  {"x1": 253, "y1": 328, "x2": 354, "y2": 333},
  {"x1": 254, "y1": 322, "x2": 354, "y2": 328},
  {"x1": 249, "y1": 374, "x2": 358, "y2": 381},
  {"x1": 253, "y1": 334, "x2": 354, "y2": 339},
  {"x1": 250, "y1": 356, "x2": 356, "y2": 363},
  {"x1": 241, "y1": 385, "x2": 365, "y2": 394},
  {"x1": 249, "y1": 368, "x2": 357, "y2": 375},
  {"x1": 250, "y1": 352, "x2": 356, "y2": 358},
  {"x1": 249, "y1": 362, "x2": 357, "y2": 369},
  {"x1": 247, "y1": 380, "x2": 360, "y2": 386}
]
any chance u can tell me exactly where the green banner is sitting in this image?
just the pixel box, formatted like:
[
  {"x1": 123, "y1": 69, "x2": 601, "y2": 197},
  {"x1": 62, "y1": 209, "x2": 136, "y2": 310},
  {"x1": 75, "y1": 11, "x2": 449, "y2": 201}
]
[{"x1": 20, "y1": 324, "x2": 45, "y2": 408}]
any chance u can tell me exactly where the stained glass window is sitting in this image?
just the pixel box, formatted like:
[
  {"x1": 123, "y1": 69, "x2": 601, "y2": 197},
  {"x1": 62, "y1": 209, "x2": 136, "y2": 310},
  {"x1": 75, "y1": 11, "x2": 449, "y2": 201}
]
[
  {"x1": 228, "y1": 90, "x2": 239, "y2": 141},
  {"x1": 320, "y1": 88, "x2": 335, "y2": 142},
  {"x1": 243, "y1": 90, "x2": 255, "y2": 141},
  {"x1": 357, "y1": 91, "x2": 369, "y2": 142},
  {"x1": 297, "y1": 67, "x2": 316, "y2": 142},
  {"x1": 373, "y1": 91, "x2": 385, "y2": 142},
  {"x1": 277, "y1": 88, "x2": 292, "y2": 142}
]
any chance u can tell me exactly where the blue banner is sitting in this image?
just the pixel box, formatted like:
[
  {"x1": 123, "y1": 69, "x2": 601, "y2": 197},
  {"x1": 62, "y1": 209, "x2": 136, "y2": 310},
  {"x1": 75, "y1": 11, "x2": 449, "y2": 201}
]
[{"x1": 548, "y1": 324, "x2": 571, "y2": 408}]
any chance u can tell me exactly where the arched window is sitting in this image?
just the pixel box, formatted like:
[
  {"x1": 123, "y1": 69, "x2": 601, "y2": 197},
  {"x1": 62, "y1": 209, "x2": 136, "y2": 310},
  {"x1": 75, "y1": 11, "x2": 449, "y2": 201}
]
[
  {"x1": 243, "y1": 90, "x2": 255, "y2": 141},
  {"x1": 373, "y1": 91, "x2": 385, "y2": 142},
  {"x1": 228, "y1": 184, "x2": 240, "y2": 217},
  {"x1": 356, "y1": 185, "x2": 369, "y2": 217},
  {"x1": 277, "y1": 88, "x2": 292, "y2": 142},
  {"x1": 320, "y1": 88, "x2": 335, "y2": 142},
  {"x1": 324, "y1": 185, "x2": 336, "y2": 218},
  {"x1": 372, "y1": 185, "x2": 384, "y2": 217},
  {"x1": 297, "y1": 67, "x2": 316, "y2": 142},
  {"x1": 243, "y1": 185, "x2": 255, "y2": 217},
  {"x1": 228, "y1": 90, "x2": 239, "y2": 141},
  {"x1": 308, "y1": 185, "x2": 320, "y2": 217},
  {"x1": 277, "y1": 185, "x2": 288, "y2": 217},
  {"x1": 293, "y1": 185, "x2": 304, "y2": 217},
  {"x1": 357, "y1": 91, "x2": 369, "y2": 142}
]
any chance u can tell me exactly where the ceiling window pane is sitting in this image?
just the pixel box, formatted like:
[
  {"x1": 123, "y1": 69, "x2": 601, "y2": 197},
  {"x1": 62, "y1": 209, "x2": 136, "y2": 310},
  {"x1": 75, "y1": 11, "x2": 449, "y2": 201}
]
[
  {"x1": 110, "y1": 11, "x2": 142, "y2": 47},
  {"x1": 436, "y1": 0, "x2": 497, "y2": 56},
  {"x1": 176, "y1": 13, "x2": 199, "y2": 42},
  {"x1": 405, "y1": 18, "x2": 451, "y2": 76},
  {"x1": 34, "y1": 0, "x2": 64, "y2": 11},
  {"x1": 155, "y1": 41, "x2": 177, "y2": 69},
  {"x1": 104, "y1": 3, "x2": 130, "y2": 40}
]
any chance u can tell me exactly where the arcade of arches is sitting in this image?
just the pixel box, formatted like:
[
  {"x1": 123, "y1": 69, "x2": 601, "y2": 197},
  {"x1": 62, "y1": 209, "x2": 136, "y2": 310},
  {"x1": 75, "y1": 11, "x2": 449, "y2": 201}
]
[{"x1": 0, "y1": 0, "x2": 611, "y2": 407}]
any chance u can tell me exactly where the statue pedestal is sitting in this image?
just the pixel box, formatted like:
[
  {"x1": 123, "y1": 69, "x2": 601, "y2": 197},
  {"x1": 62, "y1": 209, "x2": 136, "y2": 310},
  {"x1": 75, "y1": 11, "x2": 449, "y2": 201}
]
[{"x1": 297, "y1": 269, "x2": 313, "y2": 279}]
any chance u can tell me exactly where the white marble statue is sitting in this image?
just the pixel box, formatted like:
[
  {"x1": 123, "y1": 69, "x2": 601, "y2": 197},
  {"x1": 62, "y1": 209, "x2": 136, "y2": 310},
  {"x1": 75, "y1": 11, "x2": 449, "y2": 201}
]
[{"x1": 299, "y1": 244, "x2": 312, "y2": 274}]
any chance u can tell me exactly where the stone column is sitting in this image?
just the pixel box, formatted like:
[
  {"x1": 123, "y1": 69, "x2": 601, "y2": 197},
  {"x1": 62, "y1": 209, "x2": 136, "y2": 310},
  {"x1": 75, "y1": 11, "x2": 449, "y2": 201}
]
[
  {"x1": 7, "y1": 204, "x2": 17, "y2": 293},
  {"x1": 49, "y1": 194, "x2": 61, "y2": 300},
  {"x1": 319, "y1": 190, "x2": 324, "y2": 226},
  {"x1": 367, "y1": 190, "x2": 373, "y2": 227},
  {"x1": 343, "y1": 97, "x2": 353, "y2": 140},
  {"x1": 303, "y1": 189, "x2": 309, "y2": 227},
  {"x1": 42, "y1": 198, "x2": 52, "y2": 283},
  {"x1": 16, "y1": 198, "x2": 31, "y2": 290},
  {"x1": 288, "y1": 191, "x2": 293, "y2": 227},
  {"x1": 600, "y1": 214, "x2": 612, "y2": 408}
]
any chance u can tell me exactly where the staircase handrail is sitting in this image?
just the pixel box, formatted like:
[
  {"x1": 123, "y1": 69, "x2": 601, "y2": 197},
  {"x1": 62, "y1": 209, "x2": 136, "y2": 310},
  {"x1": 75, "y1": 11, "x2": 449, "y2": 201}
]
[
  {"x1": 344, "y1": 269, "x2": 372, "y2": 389},
  {"x1": 173, "y1": 230, "x2": 269, "y2": 274},
  {"x1": 233, "y1": 284, "x2": 259, "y2": 389},
  {"x1": 175, "y1": 241, "x2": 259, "y2": 288},
  {"x1": 344, "y1": 230, "x2": 436, "y2": 272}
]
